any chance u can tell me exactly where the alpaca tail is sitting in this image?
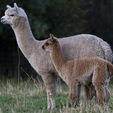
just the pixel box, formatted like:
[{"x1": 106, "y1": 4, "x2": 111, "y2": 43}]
[
  {"x1": 100, "y1": 39, "x2": 113, "y2": 62},
  {"x1": 107, "y1": 62, "x2": 113, "y2": 77}
]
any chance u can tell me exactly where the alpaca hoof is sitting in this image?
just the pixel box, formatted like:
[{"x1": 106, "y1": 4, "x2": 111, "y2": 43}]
[
  {"x1": 72, "y1": 102, "x2": 79, "y2": 108},
  {"x1": 47, "y1": 105, "x2": 56, "y2": 110},
  {"x1": 47, "y1": 106, "x2": 51, "y2": 110}
]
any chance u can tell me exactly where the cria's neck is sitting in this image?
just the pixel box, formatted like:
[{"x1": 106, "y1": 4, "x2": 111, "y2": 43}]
[{"x1": 50, "y1": 43, "x2": 67, "y2": 71}]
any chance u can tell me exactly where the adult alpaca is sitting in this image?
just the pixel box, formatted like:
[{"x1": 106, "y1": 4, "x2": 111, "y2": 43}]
[
  {"x1": 42, "y1": 34, "x2": 113, "y2": 107},
  {"x1": 1, "y1": 3, "x2": 112, "y2": 109}
]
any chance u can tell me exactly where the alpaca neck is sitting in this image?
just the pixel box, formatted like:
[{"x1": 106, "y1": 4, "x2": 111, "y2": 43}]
[
  {"x1": 50, "y1": 43, "x2": 67, "y2": 72},
  {"x1": 12, "y1": 17, "x2": 36, "y2": 59}
]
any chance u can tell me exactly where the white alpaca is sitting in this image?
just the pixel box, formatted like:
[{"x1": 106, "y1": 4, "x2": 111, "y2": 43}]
[{"x1": 1, "y1": 3, "x2": 112, "y2": 109}]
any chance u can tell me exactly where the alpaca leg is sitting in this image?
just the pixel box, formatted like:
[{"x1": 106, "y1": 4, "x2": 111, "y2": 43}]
[
  {"x1": 69, "y1": 82, "x2": 80, "y2": 107},
  {"x1": 42, "y1": 73, "x2": 57, "y2": 109},
  {"x1": 104, "y1": 87, "x2": 110, "y2": 104},
  {"x1": 84, "y1": 84, "x2": 95, "y2": 105},
  {"x1": 76, "y1": 82, "x2": 81, "y2": 106},
  {"x1": 46, "y1": 89, "x2": 51, "y2": 109},
  {"x1": 104, "y1": 78, "x2": 110, "y2": 104}
]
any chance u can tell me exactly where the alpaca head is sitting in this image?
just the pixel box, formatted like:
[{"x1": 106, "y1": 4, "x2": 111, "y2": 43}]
[
  {"x1": 42, "y1": 34, "x2": 58, "y2": 53},
  {"x1": 1, "y1": 3, "x2": 27, "y2": 28}
]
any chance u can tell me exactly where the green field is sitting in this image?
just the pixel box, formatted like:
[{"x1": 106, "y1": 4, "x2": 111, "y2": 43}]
[{"x1": 0, "y1": 78, "x2": 113, "y2": 113}]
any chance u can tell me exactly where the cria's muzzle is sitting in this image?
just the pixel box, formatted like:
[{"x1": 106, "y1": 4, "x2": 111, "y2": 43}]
[{"x1": 42, "y1": 45, "x2": 45, "y2": 50}]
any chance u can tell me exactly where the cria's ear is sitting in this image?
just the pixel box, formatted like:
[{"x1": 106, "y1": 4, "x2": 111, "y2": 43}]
[
  {"x1": 50, "y1": 34, "x2": 55, "y2": 42},
  {"x1": 6, "y1": 5, "x2": 12, "y2": 9},
  {"x1": 14, "y1": 3, "x2": 19, "y2": 10},
  {"x1": 50, "y1": 34, "x2": 54, "y2": 38}
]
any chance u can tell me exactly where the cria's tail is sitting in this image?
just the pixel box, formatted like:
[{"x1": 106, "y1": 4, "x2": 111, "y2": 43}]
[{"x1": 107, "y1": 62, "x2": 113, "y2": 77}]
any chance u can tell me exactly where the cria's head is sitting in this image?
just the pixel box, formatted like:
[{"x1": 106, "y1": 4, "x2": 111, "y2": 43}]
[
  {"x1": 1, "y1": 3, "x2": 27, "y2": 28},
  {"x1": 42, "y1": 34, "x2": 58, "y2": 52}
]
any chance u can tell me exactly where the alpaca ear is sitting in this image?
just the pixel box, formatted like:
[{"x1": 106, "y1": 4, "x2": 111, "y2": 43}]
[
  {"x1": 14, "y1": 3, "x2": 19, "y2": 10},
  {"x1": 6, "y1": 5, "x2": 12, "y2": 9}
]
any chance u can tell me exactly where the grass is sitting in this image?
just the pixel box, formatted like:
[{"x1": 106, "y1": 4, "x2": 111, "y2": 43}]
[{"x1": 0, "y1": 78, "x2": 113, "y2": 113}]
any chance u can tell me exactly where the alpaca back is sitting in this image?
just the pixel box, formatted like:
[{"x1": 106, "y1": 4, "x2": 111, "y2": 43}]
[{"x1": 59, "y1": 34, "x2": 112, "y2": 61}]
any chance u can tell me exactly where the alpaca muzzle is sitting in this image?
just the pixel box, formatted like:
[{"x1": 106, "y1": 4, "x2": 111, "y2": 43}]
[{"x1": 1, "y1": 17, "x2": 6, "y2": 24}]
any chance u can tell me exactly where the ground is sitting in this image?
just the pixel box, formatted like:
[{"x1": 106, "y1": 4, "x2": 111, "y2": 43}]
[{"x1": 0, "y1": 78, "x2": 113, "y2": 113}]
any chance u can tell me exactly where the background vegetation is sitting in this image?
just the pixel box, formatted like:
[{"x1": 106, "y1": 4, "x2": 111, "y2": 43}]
[{"x1": 0, "y1": 0, "x2": 113, "y2": 79}]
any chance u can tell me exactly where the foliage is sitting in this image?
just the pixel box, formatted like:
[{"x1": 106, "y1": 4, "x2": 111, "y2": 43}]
[{"x1": 0, "y1": 0, "x2": 113, "y2": 40}]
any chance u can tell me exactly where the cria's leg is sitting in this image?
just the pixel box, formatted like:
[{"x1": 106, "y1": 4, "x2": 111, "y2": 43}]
[
  {"x1": 42, "y1": 73, "x2": 57, "y2": 109},
  {"x1": 92, "y1": 67, "x2": 107, "y2": 106},
  {"x1": 69, "y1": 81, "x2": 81, "y2": 107},
  {"x1": 84, "y1": 84, "x2": 95, "y2": 105},
  {"x1": 93, "y1": 84, "x2": 106, "y2": 106},
  {"x1": 94, "y1": 87, "x2": 110, "y2": 105}
]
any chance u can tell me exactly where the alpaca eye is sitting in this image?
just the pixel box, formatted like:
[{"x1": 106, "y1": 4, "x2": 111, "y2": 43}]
[
  {"x1": 46, "y1": 43, "x2": 49, "y2": 46},
  {"x1": 10, "y1": 14, "x2": 14, "y2": 17}
]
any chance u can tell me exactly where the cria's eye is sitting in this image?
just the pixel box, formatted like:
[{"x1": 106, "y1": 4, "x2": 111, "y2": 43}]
[
  {"x1": 46, "y1": 42, "x2": 49, "y2": 46},
  {"x1": 10, "y1": 14, "x2": 14, "y2": 16}
]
